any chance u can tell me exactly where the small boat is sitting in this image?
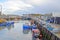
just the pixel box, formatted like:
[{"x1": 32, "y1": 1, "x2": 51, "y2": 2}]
[
  {"x1": 32, "y1": 24, "x2": 37, "y2": 29},
  {"x1": 6, "y1": 22, "x2": 14, "y2": 26},
  {"x1": 23, "y1": 23, "x2": 31, "y2": 30},
  {"x1": 0, "y1": 22, "x2": 14, "y2": 26}
]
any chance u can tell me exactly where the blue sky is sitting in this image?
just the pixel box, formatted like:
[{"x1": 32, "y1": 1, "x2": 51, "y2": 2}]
[
  {"x1": 0, "y1": 0, "x2": 7, "y2": 3},
  {"x1": 0, "y1": 0, "x2": 60, "y2": 15}
]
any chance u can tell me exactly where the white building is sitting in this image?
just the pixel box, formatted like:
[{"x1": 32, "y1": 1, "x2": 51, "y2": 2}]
[{"x1": 52, "y1": 12, "x2": 60, "y2": 17}]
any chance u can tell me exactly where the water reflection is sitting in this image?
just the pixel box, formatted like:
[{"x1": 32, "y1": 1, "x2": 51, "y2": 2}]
[
  {"x1": 6, "y1": 24, "x2": 14, "y2": 30},
  {"x1": 0, "y1": 24, "x2": 14, "y2": 30},
  {"x1": 0, "y1": 20, "x2": 32, "y2": 40},
  {"x1": 23, "y1": 29, "x2": 30, "y2": 34}
]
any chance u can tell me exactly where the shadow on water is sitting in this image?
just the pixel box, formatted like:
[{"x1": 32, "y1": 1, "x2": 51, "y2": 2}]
[{"x1": 0, "y1": 24, "x2": 14, "y2": 30}]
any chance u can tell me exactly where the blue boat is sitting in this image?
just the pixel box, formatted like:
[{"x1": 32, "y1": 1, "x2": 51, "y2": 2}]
[
  {"x1": 32, "y1": 24, "x2": 37, "y2": 29},
  {"x1": 0, "y1": 22, "x2": 14, "y2": 26},
  {"x1": 23, "y1": 24, "x2": 30, "y2": 30},
  {"x1": 6, "y1": 22, "x2": 14, "y2": 26}
]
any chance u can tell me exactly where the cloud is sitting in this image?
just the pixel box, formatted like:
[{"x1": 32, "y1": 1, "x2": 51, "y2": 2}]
[
  {"x1": 0, "y1": 0, "x2": 60, "y2": 15},
  {"x1": 1, "y1": 0, "x2": 33, "y2": 14},
  {"x1": 24, "y1": 0, "x2": 60, "y2": 13},
  {"x1": 22, "y1": 0, "x2": 51, "y2": 6}
]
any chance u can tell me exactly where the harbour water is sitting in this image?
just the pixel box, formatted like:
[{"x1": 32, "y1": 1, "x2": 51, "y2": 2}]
[{"x1": 0, "y1": 20, "x2": 32, "y2": 40}]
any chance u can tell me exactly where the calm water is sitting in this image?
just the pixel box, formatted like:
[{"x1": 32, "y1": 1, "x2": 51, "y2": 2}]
[{"x1": 0, "y1": 20, "x2": 32, "y2": 40}]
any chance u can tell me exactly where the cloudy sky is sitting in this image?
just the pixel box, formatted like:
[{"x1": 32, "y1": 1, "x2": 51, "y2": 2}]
[{"x1": 0, "y1": 0, "x2": 60, "y2": 15}]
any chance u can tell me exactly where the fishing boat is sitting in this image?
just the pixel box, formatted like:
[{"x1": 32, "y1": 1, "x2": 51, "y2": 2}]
[
  {"x1": 23, "y1": 23, "x2": 30, "y2": 30},
  {"x1": 0, "y1": 21, "x2": 14, "y2": 26}
]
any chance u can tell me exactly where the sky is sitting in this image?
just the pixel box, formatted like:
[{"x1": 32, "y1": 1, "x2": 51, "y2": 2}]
[{"x1": 0, "y1": 0, "x2": 60, "y2": 15}]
